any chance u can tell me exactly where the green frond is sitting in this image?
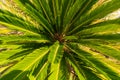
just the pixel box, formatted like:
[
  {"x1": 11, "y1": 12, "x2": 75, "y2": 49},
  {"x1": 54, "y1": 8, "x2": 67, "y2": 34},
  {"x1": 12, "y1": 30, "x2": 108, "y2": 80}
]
[
  {"x1": 0, "y1": 10, "x2": 42, "y2": 35},
  {"x1": 0, "y1": 0, "x2": 120, "y2": 79},
  {"x1": 63, "y1": 0, "x2": 86, "y2": 33},
  {"x1": 48, "y1": 41, "x2": 63, "y2": 63},
  {"x1": 48, "y1": 41, "x2": 64, "y2": 80},
  {"x1": 34, "y1": 61, "x2": 49, "y2": 80},
  {"x1": 0, "y1": 47, "x2": 49, "y2": 80},
  {"x1": 63, "y1": 0, "x2": 99, "y2": 34},
  {"x1": 67, "y1": 43, "x2": 120, "y2": 79},
  {"x1": 80, "y1": 66, "x2": 101, "y2": 80},
  {"x1": 84, "y1": 33, "x2": 120, "y2": 43},
  {"x1": 48, "y1": 62, "x2": 61, "y2": 80},
  {"x1": 84, "y1": 43, "x2": 120, "y2": 61},
  {"x1": 0, "y1": 49, "x2": 25, "y2": 65},
  {"x1": 75, "y1": 18, "x2": 120, "y2": 35},
  {"x1": 0, "y1": 34, "x2": 50, "y2": 44},
  {"x1": 69, "y1": 0, "x2": 120, "y2": 35},
  {"x1": 77, "y1": 24, "x2": 120, "y2": 36},
  {"x1": 14, "y1": 0, "x2": 54, "y2": 36},
  {"x1": 66, "y1": 52, "x2": 86, "y2": 80},
  {"x1": 57, "y1": 57, "x2": 69, "y2": 80}
]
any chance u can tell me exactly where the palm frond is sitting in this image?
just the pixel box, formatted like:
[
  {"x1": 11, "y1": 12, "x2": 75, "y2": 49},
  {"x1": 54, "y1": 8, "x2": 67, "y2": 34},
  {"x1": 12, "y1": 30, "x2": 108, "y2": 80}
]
[
  {"x1": 67, "y1": 43, "x2": 120, "y2": 79},
  {"x1": 1, "y1": 47, "x2": 49, "y2": 80},
  {"x1": 0, "y1": 0, "x2": 120, "y2": 80},
  {"x1": 48, "y1": 41, "x2": 64, "y2": 80},
  {"x1": 69, "y1": 0, "x2": 120, "y2": 35},
  {"x1": 0, "y1": 34, "x2": 50, "y2": 44}
]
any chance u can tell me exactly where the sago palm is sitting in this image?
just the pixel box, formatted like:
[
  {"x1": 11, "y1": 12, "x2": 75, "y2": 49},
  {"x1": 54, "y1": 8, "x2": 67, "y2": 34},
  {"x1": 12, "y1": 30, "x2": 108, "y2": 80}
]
[{"x1": 0, "y1": 0, "x2": 120, "y2": 80}]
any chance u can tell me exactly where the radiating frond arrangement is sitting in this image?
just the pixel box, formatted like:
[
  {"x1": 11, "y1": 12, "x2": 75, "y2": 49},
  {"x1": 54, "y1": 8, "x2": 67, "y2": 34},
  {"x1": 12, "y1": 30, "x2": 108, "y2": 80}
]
[{"x1": 0, "y1": 0, "x2": 120, "y2": 80}]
